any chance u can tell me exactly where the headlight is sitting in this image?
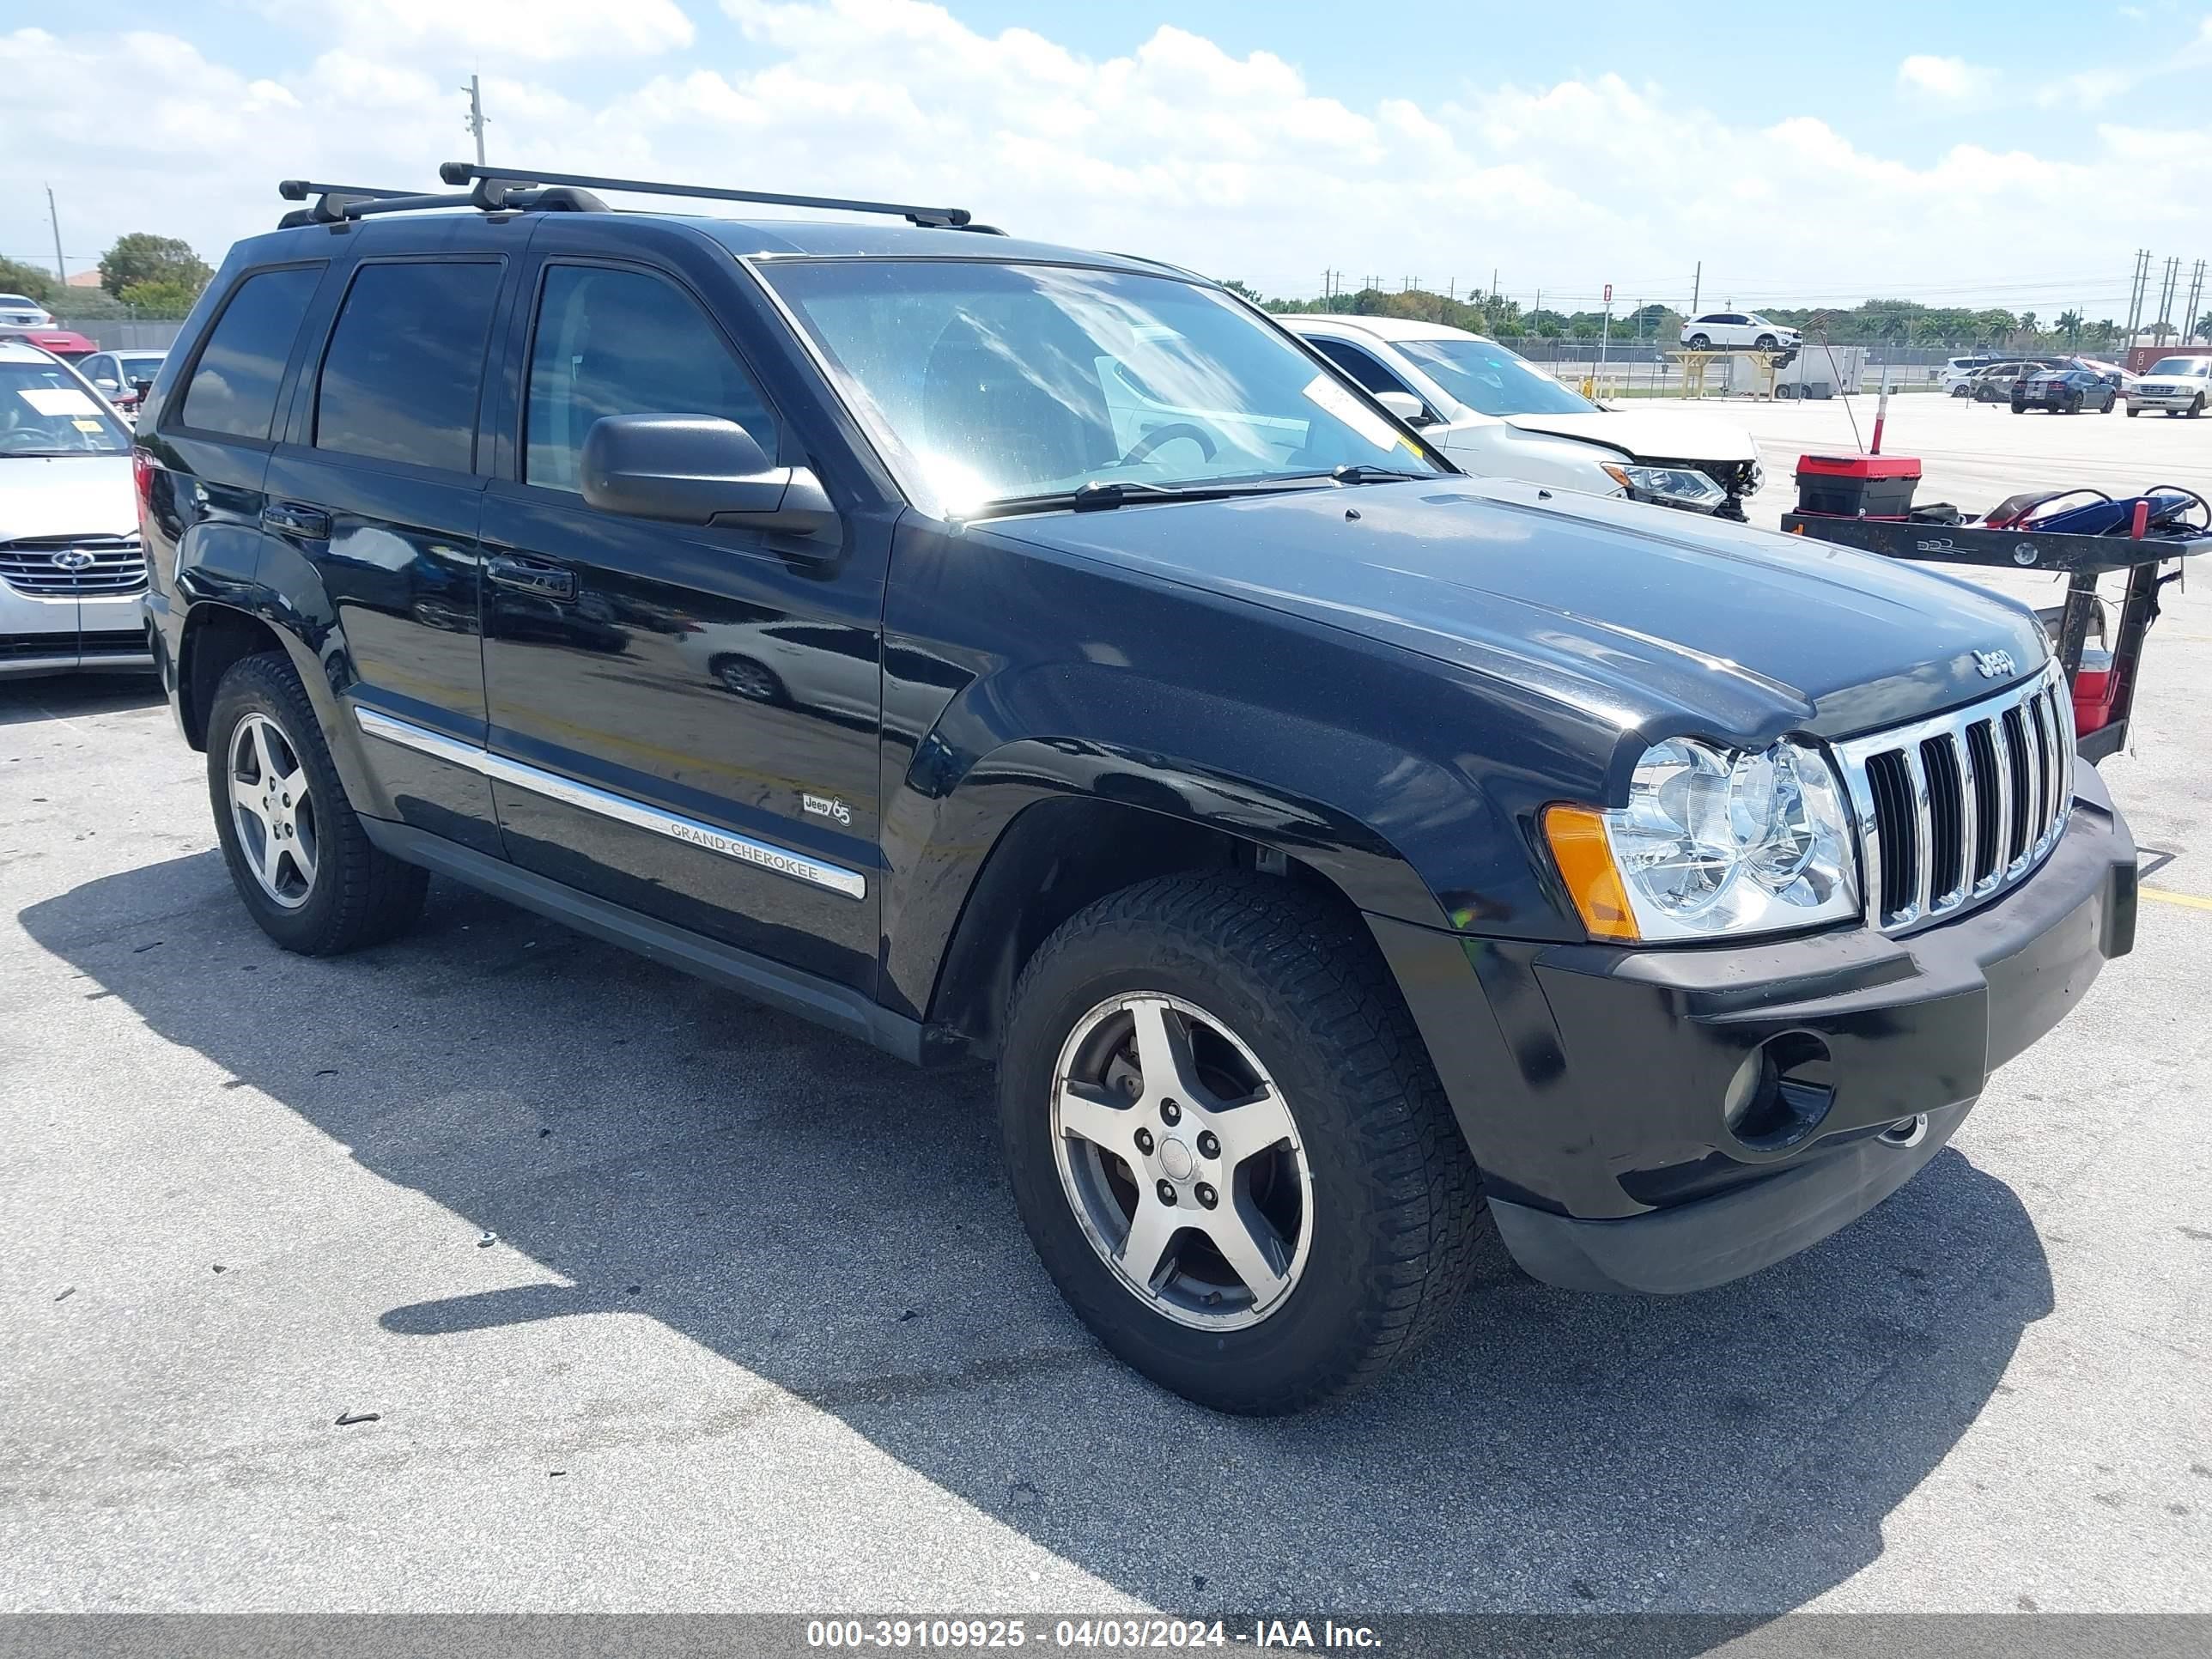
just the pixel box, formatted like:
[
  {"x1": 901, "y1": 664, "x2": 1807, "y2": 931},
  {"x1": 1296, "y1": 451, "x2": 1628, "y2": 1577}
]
[
  {"x1": 1600, "y1": 462, "x2": 1727, "y2": 511},
  {"x1": 1545, "y1": 738, "x2": 1860, "y2": 942}
]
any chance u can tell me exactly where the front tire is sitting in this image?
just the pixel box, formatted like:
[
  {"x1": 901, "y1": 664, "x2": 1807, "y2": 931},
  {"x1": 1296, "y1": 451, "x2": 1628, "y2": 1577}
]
[
  {"x1": 2192, "y1": 395, "x2": 2205, "y2": 419},
  {"x1": 998, "y1": 875, "x2": 1483, "y2": 1414},
  {"x1": 207, "y1": 652, "x2": 427, "y2": 955}
]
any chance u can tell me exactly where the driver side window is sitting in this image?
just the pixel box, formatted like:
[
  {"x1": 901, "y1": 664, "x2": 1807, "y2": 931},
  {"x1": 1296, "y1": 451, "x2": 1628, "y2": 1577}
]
[{"x1": 525, "y1": 264, "x2": 781, "y2": 495}]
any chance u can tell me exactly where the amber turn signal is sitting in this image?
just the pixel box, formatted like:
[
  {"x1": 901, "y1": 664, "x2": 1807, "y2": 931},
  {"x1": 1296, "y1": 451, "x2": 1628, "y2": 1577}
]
[{"x1": 1543, "y1": 805, "x2": 1639, "y2": 942}]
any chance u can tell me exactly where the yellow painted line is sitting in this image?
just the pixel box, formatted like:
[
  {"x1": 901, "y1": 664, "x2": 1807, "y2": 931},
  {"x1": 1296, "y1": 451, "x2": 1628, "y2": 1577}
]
[{"x1": 2142, "y1": 886, "x2": 2212, "y2": 913}]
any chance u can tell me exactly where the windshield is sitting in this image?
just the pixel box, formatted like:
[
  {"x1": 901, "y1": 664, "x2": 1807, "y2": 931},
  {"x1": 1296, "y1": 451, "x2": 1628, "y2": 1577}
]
[
  {"x1": 1390, "y1": 337, "x2": 1598, "y2": 417},
  {"x1": 118, "y1": 354, "x2": 166, "y2": 380},
  {"x1": 0, "y1": 359, "x2": 129, "y2": 455},
  {"x1": 2146, "y1": 357, "x2": 2210, "y2": 379},
  {"x1": 759, "y1": 260, "x2": 1442, "y2": 513},
  {"x1": 0, "y1": 295, "x2": 46, "y2": 311}
]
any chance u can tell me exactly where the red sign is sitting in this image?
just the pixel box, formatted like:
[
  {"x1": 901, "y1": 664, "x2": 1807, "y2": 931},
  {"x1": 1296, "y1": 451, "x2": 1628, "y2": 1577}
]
[{"x1": 1602, "y1": 283, "x2": 1613, "y2": 303}]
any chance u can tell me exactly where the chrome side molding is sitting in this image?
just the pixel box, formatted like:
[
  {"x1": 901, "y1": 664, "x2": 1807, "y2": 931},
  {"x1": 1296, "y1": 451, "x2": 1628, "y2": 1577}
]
[{"x1": 353, "y1": 706, "x2": 867, "y2": 901}]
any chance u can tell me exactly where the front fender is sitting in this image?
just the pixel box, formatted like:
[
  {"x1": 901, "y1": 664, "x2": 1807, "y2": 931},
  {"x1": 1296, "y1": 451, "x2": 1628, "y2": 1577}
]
[{"x1": 877, "y1": 658, "x2": 1517, "y2": 1025}]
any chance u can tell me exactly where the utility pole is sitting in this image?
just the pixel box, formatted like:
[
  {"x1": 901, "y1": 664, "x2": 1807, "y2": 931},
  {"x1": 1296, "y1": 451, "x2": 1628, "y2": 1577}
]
[
  {"x1": 46, "y1": 185, "x2": 65, "y2": 284},
  {"x1": 462, "y1": 73, "x2": 489, "y2": 167},
  {"x1": 2185, "y1": 259, "x2": 2207, "y2": 345},
  {"x1": 1690, "y1": 260, "x2": 1700, "y2": 317},
  {"x1": 2154, "y1": 255, "x2": 2180, "y2": 338},
  {"x1": 2124, "y1": 249, "x2": 2149, "y2": 344}
]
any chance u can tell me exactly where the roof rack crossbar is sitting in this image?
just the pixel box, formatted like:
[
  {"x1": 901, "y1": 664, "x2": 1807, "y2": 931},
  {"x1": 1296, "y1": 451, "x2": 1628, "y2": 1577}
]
[
  {"x1": 437, "y1": 161, "x2": 975, "y2": 228},
  {"x1": 276, "y1": 179, "x2": 415, "y2": 227}
]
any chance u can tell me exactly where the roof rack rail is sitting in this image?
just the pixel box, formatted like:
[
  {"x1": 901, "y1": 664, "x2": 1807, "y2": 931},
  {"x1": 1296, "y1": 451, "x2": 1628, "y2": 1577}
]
[
  {"x1": 436, "y1": 161, "x2": 991, "y2": 231},
  {"x1": 277, "y1": 174, "x2": 609, "y2": 228}
]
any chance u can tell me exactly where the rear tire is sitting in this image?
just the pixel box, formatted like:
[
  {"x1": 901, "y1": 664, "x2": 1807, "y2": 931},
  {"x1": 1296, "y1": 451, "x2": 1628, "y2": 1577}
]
[
  {"x1": 1686, "y1": 333, "x2": 1711, "y2": 351},
  {"x1": 998, "y1": 874, "x2": 1484, "y2": 1414},
  {"x1": 206, "y1": 652, "x2": 428, "y2": 956}
]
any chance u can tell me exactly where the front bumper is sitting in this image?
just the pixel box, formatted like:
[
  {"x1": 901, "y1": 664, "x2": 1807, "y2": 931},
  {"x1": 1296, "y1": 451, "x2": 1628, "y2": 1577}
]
[
  {"x1": 0, "y1": 587, "x2": 154, "y2": 678},
  {"x1": 1373, "y1": 767, "x2": 2135, "y2": 1295}
]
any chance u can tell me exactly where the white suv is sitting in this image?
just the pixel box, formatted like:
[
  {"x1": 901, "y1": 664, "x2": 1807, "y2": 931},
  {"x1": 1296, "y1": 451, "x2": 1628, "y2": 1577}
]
[
  {"x1": 1284, "y1": 316, "x2": 1764, "y2": 519},
  {"x1": 1680, "y1": 313, "x2": 1800, "y2": 351},
  {"x1": 0, "y1": 341, "x2": 152, "y2": 678},
  {"x1": 2128, "y1": 355, "x2": 2211, "y2": 417}
]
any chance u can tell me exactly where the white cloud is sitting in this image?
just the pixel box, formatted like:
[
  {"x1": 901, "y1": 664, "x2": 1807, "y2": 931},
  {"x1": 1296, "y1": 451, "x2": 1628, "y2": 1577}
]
[
  {"x1": 1896, "y1": 54, "x2": 1994, "y2": 101},
  {"x1": 3, "y1": 3, "x2": 2209, "y2": 310}
]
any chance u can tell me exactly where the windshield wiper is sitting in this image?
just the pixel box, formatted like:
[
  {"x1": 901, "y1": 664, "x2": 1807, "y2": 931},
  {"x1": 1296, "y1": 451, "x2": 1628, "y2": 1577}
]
[
  {"x1": 1327, "y1": 465, "x2": 1430, "y2": 485},
  {"x1": 969, "y1": 477, "x2": 1327, "y2": 518}
]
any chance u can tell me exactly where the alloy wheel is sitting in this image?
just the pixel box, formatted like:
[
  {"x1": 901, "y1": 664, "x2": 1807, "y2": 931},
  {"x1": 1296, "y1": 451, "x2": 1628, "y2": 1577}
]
[
  {"x1": 228, "y1": 712, "x2": 319, "y2": 908},
  {"x1": 1049, "y1": 992, "x2": 1313, "y2": 1330}
]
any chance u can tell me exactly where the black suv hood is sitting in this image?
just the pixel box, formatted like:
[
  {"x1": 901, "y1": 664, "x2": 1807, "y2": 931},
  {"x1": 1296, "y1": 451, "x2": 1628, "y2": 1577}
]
[{"x1": 978, "y1": 478, "x2": 2050, "y2": 744}]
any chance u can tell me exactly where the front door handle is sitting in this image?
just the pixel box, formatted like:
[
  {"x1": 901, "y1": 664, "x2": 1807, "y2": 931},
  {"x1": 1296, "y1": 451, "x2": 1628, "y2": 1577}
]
[
  {"x1": 486, "y1": 554, "x2": 577, "y2": 602},
  {"x1": 262, "y1": 501, "x2": 330, "y2": 538}
]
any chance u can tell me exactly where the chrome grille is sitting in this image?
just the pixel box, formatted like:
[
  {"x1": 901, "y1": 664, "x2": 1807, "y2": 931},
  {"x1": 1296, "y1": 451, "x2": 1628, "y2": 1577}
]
[
  {"x1": 0, "y1": 536, "x2": 147, "y2": 596},
  {"x1": 1835, "y1": 662, "x2": 2074, "y2": 933}
]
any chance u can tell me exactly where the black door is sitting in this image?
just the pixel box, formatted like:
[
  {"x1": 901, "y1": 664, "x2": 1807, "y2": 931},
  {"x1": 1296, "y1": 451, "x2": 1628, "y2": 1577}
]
[
  {"x1": 478, "y1": 247, "x2": 884, "y2": 990},
  {"x1": 262, "y1": 239, "x2": 511, "y2": 855}
]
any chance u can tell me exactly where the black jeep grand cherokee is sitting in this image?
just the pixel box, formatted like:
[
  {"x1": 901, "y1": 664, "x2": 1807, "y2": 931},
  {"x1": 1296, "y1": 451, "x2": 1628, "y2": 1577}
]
[{"x1": 135, "y1": 166, "x2": 2136, "y2": 1413}]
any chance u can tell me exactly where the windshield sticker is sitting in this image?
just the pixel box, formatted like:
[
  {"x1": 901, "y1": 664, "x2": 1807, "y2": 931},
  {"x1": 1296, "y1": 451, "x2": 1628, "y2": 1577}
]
[
  {"x1": 72, "y1": 419, "x2": 104, "y2": 433},
  {"x1": 1301, "y1": 374, "x2": 1405, "y2": 453},
  {"x1": 18, "y1": 387, "x2": 99, "y2": 417}
]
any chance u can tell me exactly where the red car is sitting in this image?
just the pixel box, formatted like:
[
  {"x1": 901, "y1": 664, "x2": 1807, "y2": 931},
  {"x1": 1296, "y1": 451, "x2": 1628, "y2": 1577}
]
[{"x1": 0, "y1": 326, "x2": 98, "y2": 364}]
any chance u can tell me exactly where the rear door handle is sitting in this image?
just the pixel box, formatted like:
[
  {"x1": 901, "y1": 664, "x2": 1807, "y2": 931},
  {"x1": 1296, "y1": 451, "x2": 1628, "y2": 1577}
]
[
  {"x1": 261, "y1": 501, "x2": 330, "y2": 538},
  {"x1": 486, "y1": 554, "x2": 577, "y2": 602}
]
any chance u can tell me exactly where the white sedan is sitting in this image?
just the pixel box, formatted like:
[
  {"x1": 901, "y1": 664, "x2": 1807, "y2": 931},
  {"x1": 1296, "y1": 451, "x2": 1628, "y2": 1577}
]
[{"x1": 1282, "y1": 315, "x2": 1764, "y2": 520}]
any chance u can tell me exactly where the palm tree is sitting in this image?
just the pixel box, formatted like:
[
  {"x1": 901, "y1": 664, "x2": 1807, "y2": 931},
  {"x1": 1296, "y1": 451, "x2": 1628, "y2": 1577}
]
[
  {"x1": 2055, "y1": 309, "x2": 2083, "y2": 343},
  {"x1": 2018, "y1": 311, "x2": 2040, "y2": 341},
  {"x1": 2195, "y1": 310, "x2": 2212, "y2": 346}
]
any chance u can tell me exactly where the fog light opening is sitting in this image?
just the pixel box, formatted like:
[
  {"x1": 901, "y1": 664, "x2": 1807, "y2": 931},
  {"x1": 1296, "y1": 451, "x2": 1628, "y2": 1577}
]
[{"x1": 1723, "y1": 1032, "x2": 1835, "y2": 1152}]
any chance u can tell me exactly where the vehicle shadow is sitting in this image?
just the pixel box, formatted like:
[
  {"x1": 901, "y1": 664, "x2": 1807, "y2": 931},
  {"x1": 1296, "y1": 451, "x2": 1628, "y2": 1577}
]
[
  {"x1": 0, "y1": 675, "x2": 167, "y2": 728},
  {"x1": 20, "y1": 853, "x2": 2054, "y2": 1624}
]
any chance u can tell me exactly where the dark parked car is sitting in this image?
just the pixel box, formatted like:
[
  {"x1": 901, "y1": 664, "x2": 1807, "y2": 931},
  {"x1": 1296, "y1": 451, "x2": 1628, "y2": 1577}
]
[
  {"x1": 134, "y1": 165, "x2": 2136, "y2": 1414},
  {"x1": 2014, "y1": 367, "x2": 2118, "y2": 415}
]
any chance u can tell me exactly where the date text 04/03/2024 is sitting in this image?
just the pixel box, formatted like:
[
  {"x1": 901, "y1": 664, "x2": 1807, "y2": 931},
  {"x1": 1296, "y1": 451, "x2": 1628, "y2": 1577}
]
[{"x1": 804, "y1": 1618, "x2": 1383, "y2": 1649}]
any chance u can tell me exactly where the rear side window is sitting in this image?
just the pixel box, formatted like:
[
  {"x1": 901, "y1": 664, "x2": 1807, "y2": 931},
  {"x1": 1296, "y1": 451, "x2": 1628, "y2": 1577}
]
[
  {"x1": 524, "y1": 264, "x2": 780, "y2": 494},
  {"x1": 1310, "y1": 338, "x2": 1411, "y2": 397},
  {"x1": 315, "y1": 261, "x2": 502, "y2": 471},
  {"x1": 179, "y1": 266, "x2": 322, "y2": 440}
]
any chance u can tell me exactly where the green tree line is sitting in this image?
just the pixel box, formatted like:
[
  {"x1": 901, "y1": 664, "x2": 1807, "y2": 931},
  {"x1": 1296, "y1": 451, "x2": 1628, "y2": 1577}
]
[
  {"x1": 1, "y1": 234, "x2": 214, "y2": 319},
  {"x1": 1234, "y1": 279, "x2": 2207, "y2": 352}
]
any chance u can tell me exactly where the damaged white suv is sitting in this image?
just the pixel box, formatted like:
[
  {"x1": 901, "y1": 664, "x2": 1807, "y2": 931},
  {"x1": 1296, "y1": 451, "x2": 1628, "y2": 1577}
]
[{"x1": 1285, "y1": 316, "x2": 1764, "y2": 520}]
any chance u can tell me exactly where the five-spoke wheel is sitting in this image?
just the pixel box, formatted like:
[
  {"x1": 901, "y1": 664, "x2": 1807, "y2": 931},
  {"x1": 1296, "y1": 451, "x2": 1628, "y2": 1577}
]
[
  {"x1": 227, "y1": 711, "x2": 319, "y2": 908},
  {"x1": 1051, "y1": 992, "x2": 1311, "y2": 1330}
]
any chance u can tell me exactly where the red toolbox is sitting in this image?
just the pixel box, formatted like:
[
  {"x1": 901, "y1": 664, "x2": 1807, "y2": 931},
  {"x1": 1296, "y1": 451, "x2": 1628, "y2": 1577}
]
[{"x1": 1794, "y1": 453, "x2": 1921, "y2": 518}]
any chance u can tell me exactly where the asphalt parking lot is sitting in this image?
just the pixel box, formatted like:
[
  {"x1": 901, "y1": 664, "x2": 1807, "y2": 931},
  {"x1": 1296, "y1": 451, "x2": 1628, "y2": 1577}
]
[{"x1": 3, "y1": 400, "x2": 2209, "y2": 1620}]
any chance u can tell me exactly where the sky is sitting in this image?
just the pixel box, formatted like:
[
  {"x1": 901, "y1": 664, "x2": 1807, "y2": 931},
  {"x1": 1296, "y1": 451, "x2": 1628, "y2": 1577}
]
[{"x1": 3, "y1": 0, "x2": 2209, "y2": 319}]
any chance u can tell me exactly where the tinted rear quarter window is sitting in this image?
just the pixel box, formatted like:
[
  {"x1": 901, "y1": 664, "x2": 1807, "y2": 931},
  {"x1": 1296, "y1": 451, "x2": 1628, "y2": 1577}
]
[
  {"x1": 315, "y1": 261, "x2": 503, "y2": 471},
  {"x1": 179, "y1": 266, "x2": 323, "y2": 440}
]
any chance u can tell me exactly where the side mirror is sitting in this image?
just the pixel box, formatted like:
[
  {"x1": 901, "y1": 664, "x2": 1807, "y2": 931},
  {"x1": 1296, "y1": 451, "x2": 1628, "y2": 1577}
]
[
  {"x1": 1374, "y1": 390, "x2": 1430, "y2": 426},
  {"x1": 580, "y1": 414, "x2": 833, "y2": 537},
  {"x1": 93, "y1": 378, "x2": 118, "y2": 392}
]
